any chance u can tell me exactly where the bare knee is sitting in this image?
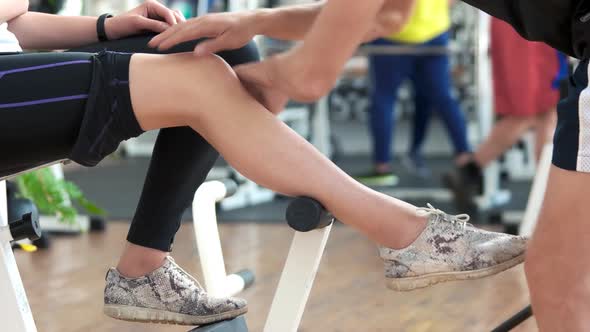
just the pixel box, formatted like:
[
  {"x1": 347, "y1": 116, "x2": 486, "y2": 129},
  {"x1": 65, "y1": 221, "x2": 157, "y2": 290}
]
[
  {"x1": 174, "y1": 54, "x2": 248, "y2": 120},
  {"x1": 129, "y1": 53, "x2": 242, "y2": 130},
  {"x1": 172, "y1": 54, "x2": 238, "y2": 97}
]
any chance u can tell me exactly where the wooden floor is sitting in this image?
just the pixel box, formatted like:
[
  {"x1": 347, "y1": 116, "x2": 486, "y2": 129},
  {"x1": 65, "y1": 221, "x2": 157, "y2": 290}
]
[{"x1": 15, "y1": 222, "x2": 537, "y2": 332}]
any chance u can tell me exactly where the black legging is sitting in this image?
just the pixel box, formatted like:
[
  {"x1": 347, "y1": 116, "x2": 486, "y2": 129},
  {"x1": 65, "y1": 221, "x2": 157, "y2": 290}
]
[{"x1": 1, "y1": 35, "x2": 259, "y2": 251}]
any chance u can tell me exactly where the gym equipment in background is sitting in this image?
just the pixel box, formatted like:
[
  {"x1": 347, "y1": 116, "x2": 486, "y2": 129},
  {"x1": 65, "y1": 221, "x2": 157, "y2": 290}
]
[
  {"x1": 11, "y1": 164, "x2": 106, "y2": 249},
  {"x1": 189, "y1": 180, "x2": 334, "y2": 332}
]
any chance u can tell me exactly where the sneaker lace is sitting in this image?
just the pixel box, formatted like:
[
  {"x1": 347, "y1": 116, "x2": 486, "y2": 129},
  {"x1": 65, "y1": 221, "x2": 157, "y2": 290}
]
[
  {"x1": 167, "y1": 257, "x2": 206, "y2": 301},
  {"x1": 416, "y1": 203, "x2": 470, "y2": 230}
]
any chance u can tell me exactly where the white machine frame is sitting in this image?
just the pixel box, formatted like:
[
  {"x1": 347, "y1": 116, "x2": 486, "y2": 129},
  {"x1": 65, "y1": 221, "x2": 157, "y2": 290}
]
[
  {"x1": 518, "y1": 144, "x2": 552, "y2": 236},
  {"x1": 0, "y1": 180, "x2": 38, "y2": 332},
  {"x1": 193, "y1": 181, "x2": 253, "y2": 297},
  {"x1": 192, "y1": 180, "x2": 333, "y2": 332}
]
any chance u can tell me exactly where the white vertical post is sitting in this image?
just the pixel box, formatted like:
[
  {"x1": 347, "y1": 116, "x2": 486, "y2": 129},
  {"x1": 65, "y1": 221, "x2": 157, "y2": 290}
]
[
  {"x1": 263, "y1": 225, "x2": 332, "y2": 332},
  {"x1": 474, "y1": 12, "x2": 511, "y2": 208},
  {"x1": 246, "y1": 0, "x2": 259, "y2": 10},
  {"x1": 1, "y1": 181, "x2": 7, "y2": 225},
  {"x1": 311, "y1": 97, "x2": 332, "y2": 158},
  {"x1": 193, "y1": 181, "x2": 236, "y2": 297},
  {"x1": 519, "y1": 144, "x2": 553, "y2": 236},
  {"x1": 0, "y1": 181, "x2": 37, "y2": 332},
  {"x1": 197, "y1": 0, "x2": 210, "y2": 16},
  {"x1": 476, "y1": 12, "x2": 496, "y2": 205}
]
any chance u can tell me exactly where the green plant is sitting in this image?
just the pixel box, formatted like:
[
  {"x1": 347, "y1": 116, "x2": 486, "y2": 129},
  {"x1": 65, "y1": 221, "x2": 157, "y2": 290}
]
[{"x1": 15, "y1": 168, "x2": 105, "y2": 224}]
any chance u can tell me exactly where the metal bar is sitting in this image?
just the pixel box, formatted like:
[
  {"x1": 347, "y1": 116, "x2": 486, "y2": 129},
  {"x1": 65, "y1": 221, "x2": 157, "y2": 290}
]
[
  {"x1": 519, "y1": 144, "x2": 552, "y2": 236},
  {"x1": 357, "y1": 45, "x2": 454, "y2": 56},
  {"x1": 0, "y1": 159, "x2": 68, "y2": 182},
  {"x1": 491, "y1": 305, "x2": 533, "y2": 332},
  {"x1": 263, "y1": 225, "x2": 332, "y2": 332},
  {"x1": 193, "y1": 181, "x2": 235, "y2": 297}
]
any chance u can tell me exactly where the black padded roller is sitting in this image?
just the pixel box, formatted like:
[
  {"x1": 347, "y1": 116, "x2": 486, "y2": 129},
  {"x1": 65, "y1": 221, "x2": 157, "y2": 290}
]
[
  {"x1": 9, "y1": 212, "x2": 41, "y2": 242},
  {"x1": 286, "y1": 197, "x2": 334, "y2": 232}
]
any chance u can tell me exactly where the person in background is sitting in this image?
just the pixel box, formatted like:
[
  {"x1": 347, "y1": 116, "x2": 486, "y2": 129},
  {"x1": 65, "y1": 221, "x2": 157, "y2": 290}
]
[
  {"x1": 356, "y1": 0, "x2": 471, "y2": 186},
  {"x1": 443, "y1": 17, "x2": 568, "y2": 212}
]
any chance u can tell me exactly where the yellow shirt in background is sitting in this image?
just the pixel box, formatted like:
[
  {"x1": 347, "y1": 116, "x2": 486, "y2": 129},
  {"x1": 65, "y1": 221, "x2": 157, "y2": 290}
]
[{"x1": 388, "y1": 0, "x2": 450, "y2": 44}]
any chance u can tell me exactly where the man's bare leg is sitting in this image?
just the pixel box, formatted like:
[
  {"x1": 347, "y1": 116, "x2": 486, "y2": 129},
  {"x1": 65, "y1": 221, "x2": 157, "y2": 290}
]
[{"x1": 525, "y1": 166, "x2": 590, "y2": 331}]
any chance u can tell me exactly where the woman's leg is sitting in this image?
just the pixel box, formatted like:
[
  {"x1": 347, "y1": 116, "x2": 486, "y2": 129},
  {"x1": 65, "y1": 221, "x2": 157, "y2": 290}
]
[
  {"x1": 128, "y1": 51, "x2": 527, "y2": 268},
  {"x1": 127, "y1": 52, "x2": 526, "y2": 293},
  {"x1": 69, "y1": 36, "x2": 260, "y2": 277},
  {"x1": 131, "y1": 52, "x2": 426, "y2": 248},
  {"x1": 119, "y1": 127, "x2": 219, "y2": 276},
  {"x1": 0, "y1": 50, "x2": 252, "y2": 326}
]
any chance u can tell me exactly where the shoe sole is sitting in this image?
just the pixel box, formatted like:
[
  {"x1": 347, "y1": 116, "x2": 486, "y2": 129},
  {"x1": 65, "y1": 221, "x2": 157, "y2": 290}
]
[
  {"x1": 386, "y1": 254, "x2": 525, "y2": 292},
  {"x1": 103, "y1": 304, "x2": 248, "y2": 326}
]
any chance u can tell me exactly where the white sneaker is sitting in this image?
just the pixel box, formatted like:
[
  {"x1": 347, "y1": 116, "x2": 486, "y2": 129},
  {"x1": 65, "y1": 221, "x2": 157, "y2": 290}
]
[
  {"x1": 103, "y1": 257, "x2": 247, "y2": 325},
  {"x1": 380, "y1": 205, "x2": 527, "y2": 291}
]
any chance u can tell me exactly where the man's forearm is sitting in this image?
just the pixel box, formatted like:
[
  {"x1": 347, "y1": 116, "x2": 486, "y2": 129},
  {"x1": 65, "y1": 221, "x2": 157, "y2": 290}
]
[
  {"x1": 254, "y1": 2, "x2": 324, "y2": 41},
  {"x1": 289, "y1": 0, "x2": 386, "y2": 98},
  {"x1": 8, "y1": 12, "x2": 98, "y2": 50}
]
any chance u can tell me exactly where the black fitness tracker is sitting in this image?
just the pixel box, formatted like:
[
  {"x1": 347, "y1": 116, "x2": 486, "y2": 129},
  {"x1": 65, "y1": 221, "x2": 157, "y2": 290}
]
[{"x1": 97, "y1": 13, "x2": 113, "y2": 42}]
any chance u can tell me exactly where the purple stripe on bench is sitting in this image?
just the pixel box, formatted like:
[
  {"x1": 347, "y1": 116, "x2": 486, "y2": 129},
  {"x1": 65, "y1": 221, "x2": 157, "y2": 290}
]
[
  {"x1": 0, "y1": 60, "x2": 91, "y2": 79},
  {"x1": 0, "y1": 94, "x2": 89, "y2": 108}
]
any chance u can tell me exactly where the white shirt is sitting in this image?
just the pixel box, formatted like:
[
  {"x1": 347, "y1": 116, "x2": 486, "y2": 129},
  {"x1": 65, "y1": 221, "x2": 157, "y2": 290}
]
[{"x1": 0, "y1": 22, "x2": 22, "y2": 52}]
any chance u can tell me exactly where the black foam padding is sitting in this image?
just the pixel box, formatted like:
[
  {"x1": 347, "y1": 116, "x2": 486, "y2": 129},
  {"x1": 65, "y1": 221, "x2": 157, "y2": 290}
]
[
  {"x1": 188, "y1": 316, "x2": 248, "y2": 332},
  {"x1": 286, "y1": 197, "x2": 334, "y2": 232}
]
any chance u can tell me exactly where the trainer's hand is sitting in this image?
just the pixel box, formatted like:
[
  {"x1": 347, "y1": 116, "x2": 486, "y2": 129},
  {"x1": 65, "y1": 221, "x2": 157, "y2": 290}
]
[
  {"x1": 104, "y1": 0, "x2": 185, "y2": 41},
  {"x1": 234, "y1": 58, "x2": 289, "y2": 115},
  {"x1": 149, "y1": 11, "x2": 260, "y2": 55},
  {"x1": 235, "y1": 48, "x2": 335, "y2": 113}
]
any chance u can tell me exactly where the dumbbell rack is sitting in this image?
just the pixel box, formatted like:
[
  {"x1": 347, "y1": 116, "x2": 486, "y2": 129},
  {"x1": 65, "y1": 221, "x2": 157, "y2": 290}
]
[{"x1": 0, "y1": 180, "x2": 42, "y2": 332}]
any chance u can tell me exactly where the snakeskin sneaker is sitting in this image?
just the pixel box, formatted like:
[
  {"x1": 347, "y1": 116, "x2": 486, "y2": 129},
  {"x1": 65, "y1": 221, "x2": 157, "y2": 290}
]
[
  {"x1": 381, "y1": 204, "x2": 527, "y2": 291},
  {"x1": 103, "y1": 257, "x2": 247, "y2": 326}
]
